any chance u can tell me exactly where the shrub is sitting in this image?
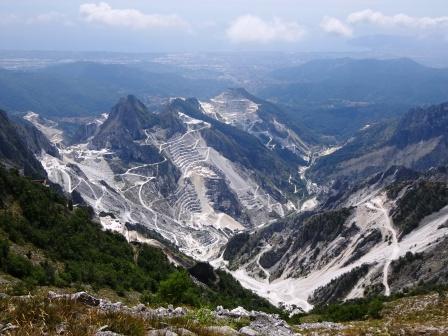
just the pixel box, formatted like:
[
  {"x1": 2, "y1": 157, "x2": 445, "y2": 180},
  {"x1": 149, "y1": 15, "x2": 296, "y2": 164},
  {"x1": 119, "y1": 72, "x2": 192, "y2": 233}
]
[{"x1": 157, "y1": 270, "x2": 200, "y2": 306}]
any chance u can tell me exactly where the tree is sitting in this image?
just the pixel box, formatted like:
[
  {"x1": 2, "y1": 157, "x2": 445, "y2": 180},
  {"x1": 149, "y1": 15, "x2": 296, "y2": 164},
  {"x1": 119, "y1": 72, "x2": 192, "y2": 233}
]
[{"x1": 157, "y1": 270, "x2": 199, "y2": 306}]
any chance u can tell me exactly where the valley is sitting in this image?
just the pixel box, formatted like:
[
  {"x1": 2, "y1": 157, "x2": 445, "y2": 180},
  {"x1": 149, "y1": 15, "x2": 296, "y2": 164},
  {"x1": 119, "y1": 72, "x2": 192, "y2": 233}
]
[
  {"x1": 32, "y1": 93, "x2": 307, "y2": 265},
  {"x1": 1, "y1": 2, "x2": 448, "y2": 334},
  {"x1": 23, "y1": 92, "x2": 448, "y2": 313},
  {"x1": 224, "y1": 192, "x2": 448, "y2": 311}
]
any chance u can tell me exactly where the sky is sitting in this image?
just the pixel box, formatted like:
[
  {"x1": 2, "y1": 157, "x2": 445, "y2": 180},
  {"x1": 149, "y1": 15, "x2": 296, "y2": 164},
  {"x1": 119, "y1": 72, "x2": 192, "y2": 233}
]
[{"x1": 1, "y1": 0, "x2": 448, "y2": 53}]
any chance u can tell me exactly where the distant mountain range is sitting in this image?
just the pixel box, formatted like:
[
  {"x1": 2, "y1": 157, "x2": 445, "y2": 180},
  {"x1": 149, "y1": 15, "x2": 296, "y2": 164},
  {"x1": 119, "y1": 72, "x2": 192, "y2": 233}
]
[
  {"x1": 264, "y1": 58, "x2": 448, "y2": 105},
  {"x1": 258, "y1": 58, "x2": 448, "y2": 140},
  {"x1": 0, "y1": 58, "x2": 448, "y2": 314},
  {"x1": 310, "y1": 102, "x2": 448, "y2": 185},
  {"x1": 2, "y1": 57, "x2": 448, "y2": 142},
  {"x1": 0, "y1": 62, "x2": 231, "y2": 118}
]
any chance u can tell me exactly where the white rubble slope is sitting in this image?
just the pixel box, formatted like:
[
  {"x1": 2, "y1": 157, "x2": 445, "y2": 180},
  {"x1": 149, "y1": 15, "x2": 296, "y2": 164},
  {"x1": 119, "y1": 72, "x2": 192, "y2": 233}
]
[
  {"x1": 224, "y1": 193, "x2": 448, "y2": 311},
  {"x1": 34, "y1": 112, "x2": 289, "y2": 263}
]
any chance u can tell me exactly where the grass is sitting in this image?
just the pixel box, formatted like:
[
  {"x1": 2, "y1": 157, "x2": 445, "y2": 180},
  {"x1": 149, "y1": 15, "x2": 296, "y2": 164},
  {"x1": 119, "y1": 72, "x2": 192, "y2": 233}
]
[
  {"x1": 293, "y1": 291, "x2": 448, "y2": 336},
  {"x1": 0, "y1": 294, "x2": 250, "y2": 336}
]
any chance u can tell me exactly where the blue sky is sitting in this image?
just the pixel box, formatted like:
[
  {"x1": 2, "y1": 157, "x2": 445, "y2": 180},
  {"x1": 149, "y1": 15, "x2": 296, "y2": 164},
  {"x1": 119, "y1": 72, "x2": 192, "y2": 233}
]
[{"x1": 1, "y1": 0, "x2": 447, "y2": 52}]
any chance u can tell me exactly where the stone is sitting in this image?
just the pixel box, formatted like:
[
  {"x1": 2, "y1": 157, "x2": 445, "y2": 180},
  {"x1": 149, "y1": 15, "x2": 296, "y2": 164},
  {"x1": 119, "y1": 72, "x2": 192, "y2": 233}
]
[
  {"x1": 215, "y1": 305, "x2": 231, "y2": 316},
  {"x1": 56, "y1": 322, "x2": 68, "y2": 335},
  {"x1": 248, "y1": 315, "x2": 298, "y2": 336},
  {"x1": 298, "y1": 322, "x2": 345, "y2": 330},
  {"x1": 230, "y1": 306, "x2": 250, "y2": 317},
  {"x1": 147, "y1": 329, "x2": 178, "y2": 336},
  {"x1": 173, "y1": 307, "x2": 187, "y2": 316},
  {"x1": 72, "y1": 292, "x2": 100, "y2": 306},
  {"x1": 97, "y1": 325, "x2": 110, "y2": 332},
  {"x1": 1, "y1": 323, "x2": 19, "y2": 333},
  {"x1": 174, "y1": 328, "x2": 196, "y2": 336},
  {"x1": 239, "y1": 326, "x2": 259, "y2": 336},
  {"x1": 204, "y1": 326, "x2": 239, "y2": 336},
  {"x1": 0, "y1": 293, "x2": 10, "y2": 300},
  {"x1": 155, "y1": 307, "x2": 169, "y2": 317},
  {"x1": 132, "y1": 303, "x2": 147, "y2": 312}
]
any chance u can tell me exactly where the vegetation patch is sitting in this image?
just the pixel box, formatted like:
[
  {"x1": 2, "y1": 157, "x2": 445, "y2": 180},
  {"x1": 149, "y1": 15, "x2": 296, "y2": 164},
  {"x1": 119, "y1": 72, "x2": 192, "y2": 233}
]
[
  {"x1": 391, "y1": 181, "x2": 448, "y2": 236},
  {"x1": 0, "y1": 166, "x2": 279, "y2": 313}
]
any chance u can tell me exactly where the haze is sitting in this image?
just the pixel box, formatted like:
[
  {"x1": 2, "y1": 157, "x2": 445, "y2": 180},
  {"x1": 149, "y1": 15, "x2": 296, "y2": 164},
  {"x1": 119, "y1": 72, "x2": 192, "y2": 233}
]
[{"x1": 0, "y1": 0, "x2": 447, "y2": 58}]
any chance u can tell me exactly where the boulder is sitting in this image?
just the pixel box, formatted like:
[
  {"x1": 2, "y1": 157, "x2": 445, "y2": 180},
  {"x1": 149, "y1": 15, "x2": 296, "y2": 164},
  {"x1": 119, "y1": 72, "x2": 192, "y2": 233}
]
[
  {"x1": 204, "y1": 326, "x2": 239, "y2": 336},
  {"x1": 147, "y1": 329, "x2": 178, "y2": 336},
  {"x1": 239, "y1": 326, "x2": 259, "y2": 336},
  {"x1": 229, "y1": 306, "x2": 250, "y2": 317},
  {"x1": 174, "y1": 307, "x2": 187, "y2": 316}
]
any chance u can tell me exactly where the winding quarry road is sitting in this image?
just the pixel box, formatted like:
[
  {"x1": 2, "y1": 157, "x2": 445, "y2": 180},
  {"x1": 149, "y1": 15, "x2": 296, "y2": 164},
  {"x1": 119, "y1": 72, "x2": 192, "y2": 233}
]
[{"x1": 368, "y1": 197, "x2": 400, "y2": 296}]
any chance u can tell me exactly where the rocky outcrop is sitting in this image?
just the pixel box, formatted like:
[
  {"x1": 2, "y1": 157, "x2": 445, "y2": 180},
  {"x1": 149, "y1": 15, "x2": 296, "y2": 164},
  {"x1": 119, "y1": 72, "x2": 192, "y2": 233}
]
[
  {"x1": 311, "y1": 102, "x2": 448, "y2": 186},
  {"x1": 46, "y1": 291, "x2": 298, "y2": 336},
  {"x1": 0, "y1": 110, "x2": 50, "y2": 177},
  {"x1": 214, "y1": 306, "x2": 298, "y2": 336},
  {"x1": 48, "y1": 291, "x2": 189, "y2": 318}
]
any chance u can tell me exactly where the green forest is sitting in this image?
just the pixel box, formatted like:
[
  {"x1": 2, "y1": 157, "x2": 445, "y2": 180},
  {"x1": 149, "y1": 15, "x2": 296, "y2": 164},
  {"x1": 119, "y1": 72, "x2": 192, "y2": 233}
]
[{"x1": 0, "y1": 166, "x2": 279, "y2": 313}]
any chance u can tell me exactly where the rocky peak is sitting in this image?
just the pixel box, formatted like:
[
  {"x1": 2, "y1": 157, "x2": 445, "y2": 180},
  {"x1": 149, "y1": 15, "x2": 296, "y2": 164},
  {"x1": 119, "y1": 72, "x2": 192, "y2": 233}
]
[
  {"x1": 107, "y1": 95, "x2": 155, "y2": 138},
  {"x1": 92, "y1": 95, "x2": 158, "y2": 149}
]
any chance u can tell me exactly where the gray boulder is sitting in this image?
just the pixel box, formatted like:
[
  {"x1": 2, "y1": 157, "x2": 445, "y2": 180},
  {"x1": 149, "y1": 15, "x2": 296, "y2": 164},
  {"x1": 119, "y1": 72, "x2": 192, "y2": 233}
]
[{"x1": 239, "y1": 326, "x2": 259, "y2": 336}]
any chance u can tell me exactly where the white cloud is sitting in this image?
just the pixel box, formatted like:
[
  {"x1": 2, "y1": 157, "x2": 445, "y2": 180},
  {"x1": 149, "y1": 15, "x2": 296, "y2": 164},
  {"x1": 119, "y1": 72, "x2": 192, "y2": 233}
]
[
  {"x1": 80, "y1": 2, "x2": 190, "y2": 30},
  {"x1": 320, "y1": 16, "x2": 353, "y2": 37},
  {"x1": 348, "y1": 9, "x2": 448, "y2": 29},
  {"x1": 227, "y1": 15, "x2": 305, "y2": 43}
]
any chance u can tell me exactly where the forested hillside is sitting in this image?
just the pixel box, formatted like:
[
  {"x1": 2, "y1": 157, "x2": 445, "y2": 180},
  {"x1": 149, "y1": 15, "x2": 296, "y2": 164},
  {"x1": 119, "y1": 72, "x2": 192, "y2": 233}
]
[{"x1": 0, "y1": 166, "x2": 278, "y2": 313}]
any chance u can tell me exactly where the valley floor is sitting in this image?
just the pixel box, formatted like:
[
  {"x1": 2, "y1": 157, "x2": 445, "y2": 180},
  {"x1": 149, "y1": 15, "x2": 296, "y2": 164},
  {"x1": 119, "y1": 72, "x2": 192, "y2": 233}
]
[{"x1": 226, "y1": 199, "x2": 448, "y2": 312}]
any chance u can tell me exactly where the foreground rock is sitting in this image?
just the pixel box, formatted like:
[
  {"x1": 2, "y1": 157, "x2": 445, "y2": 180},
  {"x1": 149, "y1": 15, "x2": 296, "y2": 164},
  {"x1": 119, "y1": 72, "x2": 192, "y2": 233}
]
[
  {"x1": 215, "y1": 306, "x2": 298, "y2": 336},
  {"x1": 46, "y1": 292, "x2": 299, "y2": 335},
  {"x1": 204, "y1": 326, "x2": 239, "y2": 336},
  {"x1": 298, "y1": 322, "x2": 346, "y2": 331},
  {"x1": 48, "y1": 291, "x2": 188, "y2": 319}
]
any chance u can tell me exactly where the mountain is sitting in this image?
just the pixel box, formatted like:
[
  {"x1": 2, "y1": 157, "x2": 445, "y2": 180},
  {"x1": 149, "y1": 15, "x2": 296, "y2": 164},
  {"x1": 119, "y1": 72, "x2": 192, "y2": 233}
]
[
  {"x1": 265, "y1": 58, "x2": 448, "y2": 105},
  {"x1": 0, "y1": 62, "x2": 231, "y2": 118},
  {"x1": 0, "y1": 164, "x2": 279, "y2": 313},
  {"x1": 199, "y1": 88, "x2": 313, "y2": 159},
  {"x1": 29, "y1": 95, "x2": 309, "y2": 265},
  {"x1": 259, "y1": 58, "x2": 448, "y2": 140},
  {"x1": 222, "y1": 166, "x2": 448, "y2": 310},
  {"x1": 310, "y1": 102, "x2": 448, "y2": 185},
  {"x1": 216, "y1": 101, "x2": 448, "y2": 310},
  {"x1": 30, "y1": 93, "x2": 448, "y2": 312},
  {"x1": 0, "y1": 109, "x2": 55, "y2": 177},
  {"x1": 14, "y1": 87, "x2": 448, "y2": 315}
]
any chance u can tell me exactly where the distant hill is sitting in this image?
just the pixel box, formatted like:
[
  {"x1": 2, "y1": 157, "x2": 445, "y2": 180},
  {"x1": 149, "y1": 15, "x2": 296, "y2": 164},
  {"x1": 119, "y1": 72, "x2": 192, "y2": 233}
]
[
  {"x1": 259, "y1": 58, "x2": 448, "y2": 140},
  {"x1": 265, "y1": 58, "x2": 448, "y2": 105},
  {"x1": 310, "y1": 101, "x2": 448, "y2": 183},
  {"x1": 0, "y1": 62, "x2": 230, "y2": 118}
]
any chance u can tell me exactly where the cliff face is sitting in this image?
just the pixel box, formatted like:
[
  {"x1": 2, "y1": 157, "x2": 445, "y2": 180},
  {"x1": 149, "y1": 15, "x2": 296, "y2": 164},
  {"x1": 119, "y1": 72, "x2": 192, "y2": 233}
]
[
  {"x1": 0, "y1": 110, "x2": 52, "y2": 177},
  {"x1": 224, "y1": 166, "x2": 448, "y2": 309},
  {"x1": 310, "y1": 102, "x2": 448, "y2": 185}
]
